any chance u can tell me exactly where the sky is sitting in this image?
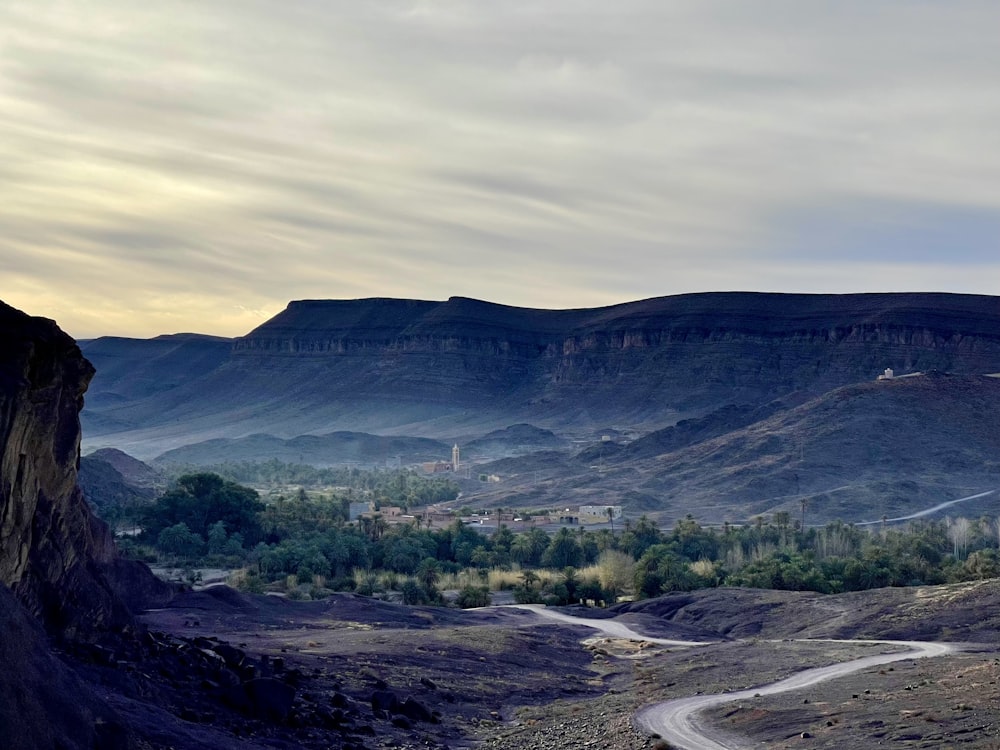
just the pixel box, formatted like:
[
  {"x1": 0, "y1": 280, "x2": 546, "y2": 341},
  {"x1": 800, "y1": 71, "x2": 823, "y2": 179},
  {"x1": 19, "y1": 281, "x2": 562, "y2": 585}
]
[{"x1": 3, "y1": 1, "x2": 1000, "y2": 339}]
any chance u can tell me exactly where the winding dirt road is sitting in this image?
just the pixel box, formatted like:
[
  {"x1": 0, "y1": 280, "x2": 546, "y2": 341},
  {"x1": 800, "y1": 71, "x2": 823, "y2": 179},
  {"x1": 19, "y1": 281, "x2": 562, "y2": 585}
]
[
  {"x1": 634, "y1": 639, "x2": 958, "y2": 750},
  {"x1": 508, "y1": 603, "x2": 713, "y2": 647},
  {"x1": 508, "y1": 605, "x2": 959, "y2": 750}
]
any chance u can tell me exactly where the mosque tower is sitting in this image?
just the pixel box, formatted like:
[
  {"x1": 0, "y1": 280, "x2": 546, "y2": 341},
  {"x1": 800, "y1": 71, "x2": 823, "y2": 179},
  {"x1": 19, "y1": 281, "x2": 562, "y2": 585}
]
[{"x1": 452, "y1": 444, "x2": 460, "y2": 472}]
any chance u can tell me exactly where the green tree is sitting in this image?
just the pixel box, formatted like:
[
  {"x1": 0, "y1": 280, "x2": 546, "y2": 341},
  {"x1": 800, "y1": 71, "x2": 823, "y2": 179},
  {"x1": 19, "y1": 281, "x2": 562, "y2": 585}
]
[
  {"x1": 491, "y1": 525, "x2": 515, "y2": 567},
  {"x1": 157, "y1": 522, "x2": 204, "y2": 558},
  {"x1": 144, "y1": 473, "x2": 264, "y2": 546},
  {"x1": 621, "y1": 515, "x2": 662, "y2": 558},
  {"x1": 416, "y1": 557, "x2": 441, "y2": 597},
  {"x1": 542, "y1": 528, "x2": 583, "y2": 568},
  {"x1": 633, "y1": 544, "x2": 696, "y2": 598},
  {"x1": 207, "y1": 520, "x2": 228, "y2": 554},
  {"x1": 401, "y1": 578, "x2": 428, "y2": 605}
]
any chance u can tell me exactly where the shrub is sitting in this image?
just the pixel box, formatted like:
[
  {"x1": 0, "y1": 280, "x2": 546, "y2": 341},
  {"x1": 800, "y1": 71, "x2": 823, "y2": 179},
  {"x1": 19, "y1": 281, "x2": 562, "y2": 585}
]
[
  {"x1": 328, "y1": 575, "x2": 357, "y2": 592},
  {"x1": 401, "y1": 578, "x2": 428, "y2": 605},
  {"x1": 455, "y1": 585, "x2": 491, "y2": 608}
]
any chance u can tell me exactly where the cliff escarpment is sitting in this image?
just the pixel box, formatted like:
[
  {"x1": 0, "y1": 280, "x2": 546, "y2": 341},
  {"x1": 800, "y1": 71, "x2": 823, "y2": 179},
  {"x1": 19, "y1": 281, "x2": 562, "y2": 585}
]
[
  {"x1": 229, "y1": 292, "x2": 1000, "y2": 415},
  {"x1": 81, "y1": 292, "x2": 1000, "y2": 457},
  {"x1": 0, "y1": 301, "x2": 156, "y2": 636}
]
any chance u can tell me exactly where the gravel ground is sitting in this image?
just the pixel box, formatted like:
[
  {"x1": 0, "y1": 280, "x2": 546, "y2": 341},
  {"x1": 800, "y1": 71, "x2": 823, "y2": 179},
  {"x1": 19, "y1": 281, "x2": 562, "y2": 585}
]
[
  {"x1": 473, "y1": 638, "x2": 911, "y2": 749},
  {"x1": 703, "y1": 650, "x2": 1000, "y2": 749},
  {"x1": 136, "y1": 587, "x2": 1000, "y2": 750}
]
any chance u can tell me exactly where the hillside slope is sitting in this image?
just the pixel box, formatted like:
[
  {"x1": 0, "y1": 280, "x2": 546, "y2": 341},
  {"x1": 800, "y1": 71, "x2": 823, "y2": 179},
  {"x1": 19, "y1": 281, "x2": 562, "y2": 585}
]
[
  {"x1": 155, "y1": 431, "x2": 451, "y2": 466},
  {"x1": 463, "y1": 373, "x2": 1000, "y2": 524}
]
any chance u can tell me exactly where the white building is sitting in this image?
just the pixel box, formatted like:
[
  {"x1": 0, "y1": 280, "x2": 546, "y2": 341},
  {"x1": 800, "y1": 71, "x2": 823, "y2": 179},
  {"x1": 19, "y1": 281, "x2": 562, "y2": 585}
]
[{"x1": 579, "y1": 505, "x2": 623, "y2": 523}]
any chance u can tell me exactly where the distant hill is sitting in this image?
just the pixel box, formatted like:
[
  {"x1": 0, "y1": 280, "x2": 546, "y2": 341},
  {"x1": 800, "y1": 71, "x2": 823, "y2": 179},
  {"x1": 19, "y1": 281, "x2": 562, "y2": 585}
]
[
  {"x1": 80, "y1": 333, "x2": 232, "y2": 436},
  {"x1": 78, "y1": 448, "x2": 161, "y2": 509},
  {"x1": 80, "y1": 292, "x2": 1000, "y2": 460},
  {"x1": 85, "y1": 447, "x2": 163, "y2": 487},
  {"x1": 462, "y1": 424, "x2": 568, "y2": 458},
  {"x1": 154, "y1": 431, "x2": 452, "y2": 467}
]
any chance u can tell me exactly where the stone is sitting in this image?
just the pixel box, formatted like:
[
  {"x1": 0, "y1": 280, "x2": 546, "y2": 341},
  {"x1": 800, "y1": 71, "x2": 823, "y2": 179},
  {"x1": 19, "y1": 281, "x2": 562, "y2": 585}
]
[
  {"x1": 370, "y1": 689, "x2": 399, "y2": 713},
  {"x1": 399, "y1": 696, "x2": 434, "y2": 723},
  {"x1": 227, "y1": 677, "x2": 297, "y2": 721}
]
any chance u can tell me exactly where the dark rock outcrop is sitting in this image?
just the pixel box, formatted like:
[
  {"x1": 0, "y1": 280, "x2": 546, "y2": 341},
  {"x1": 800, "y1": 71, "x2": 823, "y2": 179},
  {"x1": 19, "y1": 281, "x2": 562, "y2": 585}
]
[
  {"x1": 0, "y1": 301, "x2": 130, "y2": 636},
  {"x1": 0, "y1": 301, "x2": 170, "y2": 636}
]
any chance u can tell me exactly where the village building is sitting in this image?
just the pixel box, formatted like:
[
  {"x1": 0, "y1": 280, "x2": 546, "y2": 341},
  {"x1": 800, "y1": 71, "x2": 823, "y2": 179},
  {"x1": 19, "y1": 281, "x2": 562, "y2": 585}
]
[{"x1": 579, "y1": 505, "x2": 623, "y2": 523}]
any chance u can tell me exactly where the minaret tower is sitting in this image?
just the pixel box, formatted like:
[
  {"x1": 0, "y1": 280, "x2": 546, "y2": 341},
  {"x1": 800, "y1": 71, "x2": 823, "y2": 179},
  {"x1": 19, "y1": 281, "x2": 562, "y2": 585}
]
[{"x1": 452, "y1": 444, "x2": 460, "y2": 472}]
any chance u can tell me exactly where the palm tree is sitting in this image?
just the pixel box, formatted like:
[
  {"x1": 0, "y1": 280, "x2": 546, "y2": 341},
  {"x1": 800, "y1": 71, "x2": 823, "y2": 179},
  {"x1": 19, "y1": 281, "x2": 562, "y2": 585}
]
[
  {"x1": 520, "y1": 569, "x2": 539, "y2": 590},
  {"x1": 416, "y1": 558, "x2": 441, "y2": 592}
]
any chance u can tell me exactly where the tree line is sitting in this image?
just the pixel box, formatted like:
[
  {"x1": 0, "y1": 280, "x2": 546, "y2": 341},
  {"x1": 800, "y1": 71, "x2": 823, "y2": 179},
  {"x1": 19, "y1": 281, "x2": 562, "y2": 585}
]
[{"x1": 120, "y1": 472, "x2": 1000, "y2": 607}]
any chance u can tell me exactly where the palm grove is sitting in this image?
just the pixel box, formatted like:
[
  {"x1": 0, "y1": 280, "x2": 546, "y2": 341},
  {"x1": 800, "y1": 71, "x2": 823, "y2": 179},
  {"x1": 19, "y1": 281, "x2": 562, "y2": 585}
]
[{"x1": 116, "y1": 469, "x2": 1000, "y2": 607}]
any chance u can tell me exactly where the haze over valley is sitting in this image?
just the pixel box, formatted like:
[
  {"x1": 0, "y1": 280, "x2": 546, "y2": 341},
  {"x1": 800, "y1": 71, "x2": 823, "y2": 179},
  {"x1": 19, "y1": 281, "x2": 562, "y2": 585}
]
[{"x1": 82, "y1": 291, "x2": 1000, "y2": 527}]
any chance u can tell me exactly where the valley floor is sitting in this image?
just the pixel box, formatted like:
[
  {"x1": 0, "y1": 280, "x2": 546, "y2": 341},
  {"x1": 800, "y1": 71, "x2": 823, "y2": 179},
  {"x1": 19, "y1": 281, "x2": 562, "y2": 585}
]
[{"x1": 126, "y1": 582, "x2": 1000, "y2": 750}]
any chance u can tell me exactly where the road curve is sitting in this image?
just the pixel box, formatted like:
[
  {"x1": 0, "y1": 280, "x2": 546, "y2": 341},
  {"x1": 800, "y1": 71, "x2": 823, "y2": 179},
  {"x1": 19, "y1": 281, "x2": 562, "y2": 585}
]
[
  {"x1": 507, "y1": 604, "x2": 713, "y2": 647},
  {"x1": 634, "y1": 640, "x2": 958, "y2": 750}
]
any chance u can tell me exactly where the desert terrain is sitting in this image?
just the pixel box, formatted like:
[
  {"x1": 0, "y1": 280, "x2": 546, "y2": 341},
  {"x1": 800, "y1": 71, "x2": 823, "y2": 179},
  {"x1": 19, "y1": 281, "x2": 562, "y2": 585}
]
[{"x1": 113, "y1": 579, "x2": 999, "y2": 749}]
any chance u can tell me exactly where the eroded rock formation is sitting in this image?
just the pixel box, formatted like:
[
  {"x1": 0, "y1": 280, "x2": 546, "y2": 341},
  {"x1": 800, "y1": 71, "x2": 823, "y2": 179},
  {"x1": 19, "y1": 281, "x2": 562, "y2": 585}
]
[{"x1": 0, "y1": 300, "x2": 164, "y2": 636}]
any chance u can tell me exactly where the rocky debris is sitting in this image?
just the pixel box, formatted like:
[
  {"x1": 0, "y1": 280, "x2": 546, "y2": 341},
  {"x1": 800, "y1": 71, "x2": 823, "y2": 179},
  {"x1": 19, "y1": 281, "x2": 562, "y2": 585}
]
[
  {"x1": 64, "y1": 622, "x2": 457, "y2": 748},
  {"x1": 228, "y1": 678, "x2": 296, "y2": 721},
  {"x1": 399, "y1": 696, "x2": 436, "y2": 723},
  {"x1": 0, "y1": 585, "x2": 133, "y2": 750},
  {"x1": 370, "y1": 689, "x2": 437, "y2": 724},
  {"x1": 478, "y1": 698, "x2": 657, "y2": 750},
  {"x1": 371, "y1": 688, "x2": 400, "y2": 713}
]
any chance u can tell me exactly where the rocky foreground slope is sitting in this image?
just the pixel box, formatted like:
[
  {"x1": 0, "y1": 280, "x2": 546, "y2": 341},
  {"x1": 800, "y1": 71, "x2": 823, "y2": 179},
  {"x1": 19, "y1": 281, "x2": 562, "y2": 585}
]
[{"x1": 81, "y1": 292, "x2": 1000, "y2": 457}]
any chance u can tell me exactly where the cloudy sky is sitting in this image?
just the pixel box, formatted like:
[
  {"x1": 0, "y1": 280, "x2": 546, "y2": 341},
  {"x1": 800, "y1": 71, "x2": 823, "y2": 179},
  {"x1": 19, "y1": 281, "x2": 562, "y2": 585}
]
[{"x1": 3, "y1": 1, "x2": 999, "y2": 338}]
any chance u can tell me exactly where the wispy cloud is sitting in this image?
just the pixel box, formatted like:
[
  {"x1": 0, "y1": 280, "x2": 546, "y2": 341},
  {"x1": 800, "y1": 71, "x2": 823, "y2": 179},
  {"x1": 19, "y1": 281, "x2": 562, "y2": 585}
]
[{"x1": 1, "y1": 1, "x2": 999, "y2": 337}]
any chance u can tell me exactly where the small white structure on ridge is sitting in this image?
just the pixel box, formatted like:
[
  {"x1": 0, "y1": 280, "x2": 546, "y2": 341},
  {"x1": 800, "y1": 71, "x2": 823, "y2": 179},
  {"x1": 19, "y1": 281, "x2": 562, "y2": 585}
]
[{"x1": 877, "y1": 368, "x2": 895, "y2": 380}]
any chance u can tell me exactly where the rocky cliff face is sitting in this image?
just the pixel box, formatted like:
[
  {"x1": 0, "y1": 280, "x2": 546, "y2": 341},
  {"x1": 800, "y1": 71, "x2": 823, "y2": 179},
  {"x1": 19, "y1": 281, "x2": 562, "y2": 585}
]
[
  {"x1": 0, "y1": 300, "x2": 150, "y2": 636},
  {"x1": 81, "y1": 292, "x2": 1000, "y2": 457},
  {"x1": 232, "y1": 293, "x2": 1000, "y2": 401}
]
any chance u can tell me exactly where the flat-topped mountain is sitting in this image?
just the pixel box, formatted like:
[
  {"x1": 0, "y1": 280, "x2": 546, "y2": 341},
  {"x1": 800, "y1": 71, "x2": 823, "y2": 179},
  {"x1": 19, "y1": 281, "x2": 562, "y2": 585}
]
[{"x1": 80, "y1": 292, "x2": 1000, "y2": 460}]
